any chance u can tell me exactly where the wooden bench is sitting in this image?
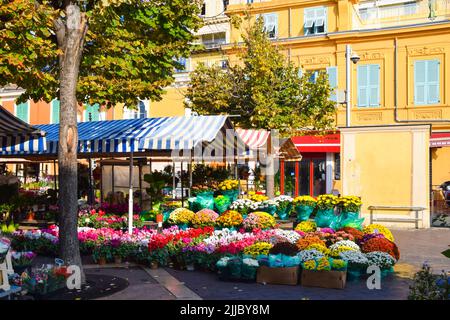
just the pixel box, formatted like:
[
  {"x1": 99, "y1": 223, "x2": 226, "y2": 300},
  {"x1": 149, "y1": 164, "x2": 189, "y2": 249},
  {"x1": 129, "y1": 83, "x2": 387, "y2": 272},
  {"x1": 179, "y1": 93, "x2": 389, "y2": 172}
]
[{"x1": 368, "y1": 205, "x2": 426, "y2": 229}]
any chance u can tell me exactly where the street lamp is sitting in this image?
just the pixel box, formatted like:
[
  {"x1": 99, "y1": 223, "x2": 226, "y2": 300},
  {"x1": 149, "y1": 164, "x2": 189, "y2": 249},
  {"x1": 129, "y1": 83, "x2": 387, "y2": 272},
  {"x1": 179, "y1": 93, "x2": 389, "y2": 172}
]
[{"x1": 345, "y1": 45, "x2": 360, "y2": 127}]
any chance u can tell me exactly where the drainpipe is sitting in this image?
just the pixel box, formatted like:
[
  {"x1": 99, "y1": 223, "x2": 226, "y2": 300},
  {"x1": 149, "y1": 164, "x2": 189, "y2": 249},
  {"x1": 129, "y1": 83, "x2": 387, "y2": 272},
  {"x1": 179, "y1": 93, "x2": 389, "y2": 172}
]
[{"x1": 394, "y1": 37, "x2": 450, "y2": 124}]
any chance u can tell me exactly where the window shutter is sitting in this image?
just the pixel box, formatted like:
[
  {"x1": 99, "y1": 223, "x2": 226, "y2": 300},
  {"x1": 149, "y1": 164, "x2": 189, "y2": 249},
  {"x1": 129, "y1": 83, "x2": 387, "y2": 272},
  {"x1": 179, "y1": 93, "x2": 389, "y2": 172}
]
[
  {"x1": 368, "y1": 64, "x2": 380, "y2": 106},
  {"x1": 86, "y1": 103, "x2": 100, "y2": 121},
  {"x1": 414, "y1": 60, "x2": 426, "y2": 105},
  {"x1": 357, "y1": 65, "x2": 368, "y2": 107},
  {"x1": 138, "y1": 101, "x2": 147, "y2": 119},
  {"x1": 326, "y1": 66, "x2": 338, "y2": 102},
  {"x1": 51, "y1": 99, "x2": 60, "y2": 124},
  {"x1": 263, "y1": 14, "x2": 277, "y2": 38},
  {"x1": 427, "y1": 60, "x2": 439, "y2": 104},
  {"x1": 16, "y1": 102, "x2": 29, "y2": 123},
  {"x1": 304, "y1": 8, "x2": 315, "y2": 35}
]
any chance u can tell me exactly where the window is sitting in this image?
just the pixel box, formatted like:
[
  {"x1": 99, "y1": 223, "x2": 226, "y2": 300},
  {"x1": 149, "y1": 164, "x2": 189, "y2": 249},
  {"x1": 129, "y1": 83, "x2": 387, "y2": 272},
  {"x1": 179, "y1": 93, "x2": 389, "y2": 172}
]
[
  {"x1": 304, "y1": 7, "x2": 327, "y2": 35},
  {"x1": 51, "y1": 99, "x2": 60, "y2": 124},
  {"x1": 357, "y1": 64, "x2": 380, "y2": 107},
  {"x1": 262, "y1": 13, "x2": 278, "y2": 39},
  {"x1": 220, "y1": 59, "x2": 228, "y2": 69},
  {"x1": 175, "y1": 57, "x2": 188, "y2": 73},
  {"x1": 414, "y1": 59, "x2": 440, "y2": 105},
  {"x1": 334, "y1": 153, "x2": 340, "y2": 180},
  {"x1": 124, "y1": 101, "x2": 147, "y2": 119},
  {"x1": 84, "y1": 103, "x2": 101, "y2": 121},
  {"x1": 326, "y1": 66, "x2": 338, "y2": 102},
  {"x1": 201, "y1": 2, "x2": 206, "y2": 16},
  {"x1": 201, "y1": 32, "x2": 226, "y2": 47},
  {"x1": 15, "y1": 101, "x2": 29, "y2": 123}
]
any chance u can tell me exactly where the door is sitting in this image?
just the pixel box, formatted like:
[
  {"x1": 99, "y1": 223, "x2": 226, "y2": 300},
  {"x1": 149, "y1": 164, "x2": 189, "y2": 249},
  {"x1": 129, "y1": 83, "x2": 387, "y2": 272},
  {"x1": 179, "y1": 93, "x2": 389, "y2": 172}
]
[{"x1": 298, "y1": 155, "x2": 326, "y2": 197}]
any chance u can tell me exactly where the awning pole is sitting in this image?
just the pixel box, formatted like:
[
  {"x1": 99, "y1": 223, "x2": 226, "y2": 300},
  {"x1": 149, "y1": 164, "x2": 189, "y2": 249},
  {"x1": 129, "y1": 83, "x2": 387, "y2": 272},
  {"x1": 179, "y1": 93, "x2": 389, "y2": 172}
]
[
  {"x1": 53, "y1": 160, "x2": 57, "y2": 190},
  {"x1": 128, "y1": 151, "x2": 134, "y2": 235},
  {"x1": 172, "y1": 161, "x2": 176, "y2": 199},
  {"x1": 181, "y1": 161, "x2": 184, "y2": 207},
  {"x1": 149, "y1": 158, "x2": 152, "y2": 209},
  {"x1": 99, "y1": 159, "x2": 103, "y2": 206},
  {"x1": 138, "y1": 162, "x2": 143, "y2": 208}
]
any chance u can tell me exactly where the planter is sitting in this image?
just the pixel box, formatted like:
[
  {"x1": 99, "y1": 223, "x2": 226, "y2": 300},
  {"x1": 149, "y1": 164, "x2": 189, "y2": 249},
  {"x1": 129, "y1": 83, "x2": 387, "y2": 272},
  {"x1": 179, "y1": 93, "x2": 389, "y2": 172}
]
[
  {"x1": 256, "y1": 266, "x2": 300, "y2": 285},
  {"x1": 222, "y1": 189, "x2": 239, "y2": 203},
  {"x1": 150, "y1": 261, "x2": 159, "y2": 269},
  {"x1": 114, "y1": 256, "x2": 122, "y2": 264},
  {"x1": 195, "y1": 191, "x2": 215, "y2": 210},
  {"x1": 276, "y1": 203, "x2": 293, "y2": 221},
  {"x1": 97, "y1": 257, "x2": 107, "y2": 265},
  {"x1": 295, "y1": 205, "x2": 315, "y2": 222},
  {"x1": 177, "y1": 223, "x2": 189, "y2": 230},
  {"x1": 314, "y1": 208, "x2": 338, "y2": 228},
  {"x1": 259, "y1": 205, "x2": 277, "y2": 216},
  {"x1": 301, "y1": 270, "x2": 347, "y2": 289}
]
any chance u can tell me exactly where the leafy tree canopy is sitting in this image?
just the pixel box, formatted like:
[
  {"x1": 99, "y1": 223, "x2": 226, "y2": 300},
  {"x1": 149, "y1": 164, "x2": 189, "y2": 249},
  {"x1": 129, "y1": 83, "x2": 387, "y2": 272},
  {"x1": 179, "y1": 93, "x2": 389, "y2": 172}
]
[
  {"x1": 185, "y1": 17, "x2": 337, "y2": 136},
  {"x1": 0, "y1": 0, "x2": 203, "y2": 106}
]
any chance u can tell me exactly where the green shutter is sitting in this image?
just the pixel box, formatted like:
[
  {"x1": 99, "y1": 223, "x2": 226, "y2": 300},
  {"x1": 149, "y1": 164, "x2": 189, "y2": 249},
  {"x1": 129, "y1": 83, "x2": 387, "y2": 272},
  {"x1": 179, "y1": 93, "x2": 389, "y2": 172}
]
[
  {"x1": 51, "y1": 99, "x2": 60, "y2": 124},
  {"x1": 427, "y1": 60, "x2": 439, "y2": 104},
  {"x1": 16, "y1": 101, "x2": 29, "y2": 123},
  {"x1": 414, "y1": 60, "x2": 426, "y2": 105},
  {"x1": 85, "y1": 103, "x2": 100, "y2": 121},
  {"x1": 357, "y1": 65, "x2": 368, "y2": 107},
  {"x1": 326, "y1": 66, "x2": 338, "y2": 102}
]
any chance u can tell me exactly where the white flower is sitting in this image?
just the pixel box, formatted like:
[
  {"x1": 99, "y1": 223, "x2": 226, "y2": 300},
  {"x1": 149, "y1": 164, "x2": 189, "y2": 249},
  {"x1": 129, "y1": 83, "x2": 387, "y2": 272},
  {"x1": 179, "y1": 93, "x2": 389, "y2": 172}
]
[
  {"x1": 329, "y1": 240, "x2": 360, "y2": 251},
  {"x1": 297, "y1": 249, "x2": 324, "y2": 262}
]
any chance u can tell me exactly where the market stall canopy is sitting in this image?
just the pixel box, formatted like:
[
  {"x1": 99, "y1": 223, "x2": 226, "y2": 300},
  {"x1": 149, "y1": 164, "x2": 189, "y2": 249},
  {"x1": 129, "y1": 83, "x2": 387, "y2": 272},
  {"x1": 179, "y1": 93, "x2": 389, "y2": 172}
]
[
  {"x1": 278, "y1": 138, "x2": 302, "y2": 161},
  {"x1": 292, "y1": 133, "x2": 340, "y2": 153},
  {"x1": 0, "y1": 105, "x2": 47, "y2": 156},
  {"x1": 235, "y1": 128, "x2": 270, "y2": 149},
  {"x1": 430, "y1": 132, "x2": 450, "y2": 147},
  {"x1": 32, "y1": 115, "x2": 246, "y2": 159}
]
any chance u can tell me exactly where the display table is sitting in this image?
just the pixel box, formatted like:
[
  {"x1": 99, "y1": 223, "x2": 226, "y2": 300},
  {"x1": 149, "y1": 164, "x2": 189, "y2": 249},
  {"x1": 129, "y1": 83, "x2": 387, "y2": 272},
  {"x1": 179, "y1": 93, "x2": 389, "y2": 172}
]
[{"x1": 0, "y1": 285, "x2": 22, "y2": 300}]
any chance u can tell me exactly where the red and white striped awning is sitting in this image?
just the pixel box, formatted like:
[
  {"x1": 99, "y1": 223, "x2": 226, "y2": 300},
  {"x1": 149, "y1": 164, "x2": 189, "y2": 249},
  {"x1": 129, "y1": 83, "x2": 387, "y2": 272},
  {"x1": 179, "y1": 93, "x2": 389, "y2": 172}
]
[
  {"x1": 235, "y1": 128, "x2": 270, "y2": 149},
  {"x1": 430, "y1": 132, "x2": 450, "y2": 147}
]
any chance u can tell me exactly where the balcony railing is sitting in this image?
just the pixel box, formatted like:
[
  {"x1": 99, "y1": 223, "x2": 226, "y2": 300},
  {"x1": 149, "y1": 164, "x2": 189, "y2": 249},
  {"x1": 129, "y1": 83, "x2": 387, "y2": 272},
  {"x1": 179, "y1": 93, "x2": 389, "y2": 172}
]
[{"x1": 352, "y1": 0, "x2": 450, "y2": 29}]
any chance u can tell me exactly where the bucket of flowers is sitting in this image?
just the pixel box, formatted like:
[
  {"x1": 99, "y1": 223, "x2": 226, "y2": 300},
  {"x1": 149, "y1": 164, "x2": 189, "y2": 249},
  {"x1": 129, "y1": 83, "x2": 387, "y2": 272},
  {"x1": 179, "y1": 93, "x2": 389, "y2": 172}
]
[
  {"x1": 300, "y1": 257, "x2": 348, "y2": 289},
  {"x1": 293, "y1": 196, "x2": 317, "y2": 222},
  {"x1": 218, "y1": 179, "x2": 240, "y2": 203},
  {"x1": 242, "y1": 211, "x2": 277, "y2": 231},
  {"x1": 191, "y1": 184, "x2": 215, "y2": 210},
  {"x1": 248, "y1": 191, "x2": 269, "y2": 202},
  {"x1": 19, "y1": 265, "x2": 70, "y2": 299},
  {"x1": 161, "y1": 201, "x2": 182, "y2": 221},
  {"x1": 336, "y1": 196, "x2": 364, "y2": 229},
  {"x1": 168, "y1": 208, "x2": 195, "y2": 229},
  {"x1": 191, "y1": 209, "x2": 219, "y2": 228},
  {"x1": 229, "y1": 199, "x2": 257, "y2": 217},
  {"x1": 214, "y1": 195, "x2": 231, "y2": 214},
  {"x1": 314, "y1": 194, "x2": 339, "y2": 228},
  {"x1": 273, "y1": 195, "x2": 294, "y2": 220},
  {"x1": 12, "y1": 251, "x2": 37, "y2": 275},
  {"x1": 255, "y1": 200, "x2": 278, "y2": 216},
  {"x1": 215, "y1": 210, "x2": 243, "y2": 230}
]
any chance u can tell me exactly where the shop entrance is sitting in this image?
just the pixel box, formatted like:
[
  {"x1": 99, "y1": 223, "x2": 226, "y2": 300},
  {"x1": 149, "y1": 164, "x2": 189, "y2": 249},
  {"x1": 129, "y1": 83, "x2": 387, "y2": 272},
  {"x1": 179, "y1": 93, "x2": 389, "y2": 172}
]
[{"x1": 299, "y1": 154, "x2": 326, "y2": 197}]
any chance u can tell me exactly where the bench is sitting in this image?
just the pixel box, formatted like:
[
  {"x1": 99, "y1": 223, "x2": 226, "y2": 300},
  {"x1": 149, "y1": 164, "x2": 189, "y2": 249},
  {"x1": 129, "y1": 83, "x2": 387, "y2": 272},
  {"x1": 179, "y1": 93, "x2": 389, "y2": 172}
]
[
  {"x1": 368, "y1": 205, "x2": 426, "y2": 229},
  {"x1": 0, "y1": 286, "x2": 22, "y2": 300}
]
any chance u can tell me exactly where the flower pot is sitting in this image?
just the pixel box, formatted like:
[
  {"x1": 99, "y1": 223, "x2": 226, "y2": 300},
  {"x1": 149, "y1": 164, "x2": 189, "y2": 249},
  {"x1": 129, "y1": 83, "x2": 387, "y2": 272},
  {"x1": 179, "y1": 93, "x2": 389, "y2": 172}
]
[
  {"x1": 259, "y1": 205, "x2": 277, "y2": 216},
  {"x1": 114, "y1": 256, "x2": 122, "y2": 264},
  {"x1": 150, "y1": 261, "x2": 159, "y2": 269},
  {"x1": 222, "y1": 190, "x2": 239, "y2": 203},
  {"x1": 276, "y1": 203, "x2": 293, "y2": 220},
  {"x1": 314, "y1": 208, "x2": 338, "y2": 228},
  {"x1": 195, "y1": 191, "x2": 215, "y2": 210},
  {"x1": 295, "y1": 205, "x2": 315, "y2": 222},
  {"x1": 97, "y1": 257, "x2": 107, "y2": 265}
]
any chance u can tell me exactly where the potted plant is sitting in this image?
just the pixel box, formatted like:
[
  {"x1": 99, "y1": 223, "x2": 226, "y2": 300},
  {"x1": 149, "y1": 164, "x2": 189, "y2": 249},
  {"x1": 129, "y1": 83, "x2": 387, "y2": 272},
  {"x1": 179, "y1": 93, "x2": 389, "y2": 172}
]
[
  {"x1": 314, "y1": 194, "x2": 339, "y2": 228},
  {"x1": 293, "y1": 195, "x2": 317, "y2": 222},
  {"x1": 12, "y1": 251, "x2": 36, "y2": 275},
  {"x1": 273, "y1": 195, "x2": 294, "y2": 220},
  {"x1": 92, "y1": 244, "x2": 112, "y2": 265},
  {"x1": 218, "y1": 179, "x2": 240, "y2": 203}
]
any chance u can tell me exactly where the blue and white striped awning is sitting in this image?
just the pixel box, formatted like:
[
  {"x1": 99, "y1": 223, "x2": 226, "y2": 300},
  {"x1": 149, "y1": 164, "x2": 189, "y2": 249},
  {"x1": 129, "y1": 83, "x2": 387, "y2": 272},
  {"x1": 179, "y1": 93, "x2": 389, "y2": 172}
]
[
  {"x1": 0, "y1": 105, "x2": 47, "y2": 155},
  {"x1": 32, "y1": 115, "x2": 235, "y2": 155}
]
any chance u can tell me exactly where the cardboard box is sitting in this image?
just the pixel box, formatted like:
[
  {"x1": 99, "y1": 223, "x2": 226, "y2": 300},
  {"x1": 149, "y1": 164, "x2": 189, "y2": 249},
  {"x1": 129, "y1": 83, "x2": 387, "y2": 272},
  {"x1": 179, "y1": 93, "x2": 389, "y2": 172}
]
[
  {"x1": 301, "y1": 270, "x2": 347, "y2": 289},
  {"x1": 256, "y1": 266, "x2": 300, "y2": 285}
]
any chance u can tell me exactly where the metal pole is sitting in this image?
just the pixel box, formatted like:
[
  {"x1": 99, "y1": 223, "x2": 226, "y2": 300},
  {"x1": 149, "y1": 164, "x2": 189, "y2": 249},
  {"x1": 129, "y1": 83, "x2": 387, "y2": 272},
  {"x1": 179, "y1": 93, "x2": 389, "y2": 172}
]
[
  {"x1": 181, "y1": 161, "x2": 184, "y2": 207},
  {"x1": 148, "y1": 158, "x2": 152, "y2": 210},
  {"x1": 128, "y1": 151, "x2": 134, "y2": 234},
  {"x1": 346, "y1": 44, "x2": 352, "y2": 127},
  {"x1": 172, "y1": 161, "x2": 176, "y2": 200},
  {"x1": 88, "y1": 157, "x2": 93, "y2": 205},
  {"x1": 99, "y1": 159, "x2": 103, "y2": 206},
  {"x1": 53, "y1": 160, "x2": 57, "y2": 190},
  {"x1": 138, "y1": 162, "x2": 143, "y2": 208},
  {"x1": 111, "y1": 164, "x2": 115, "y2": 195}
]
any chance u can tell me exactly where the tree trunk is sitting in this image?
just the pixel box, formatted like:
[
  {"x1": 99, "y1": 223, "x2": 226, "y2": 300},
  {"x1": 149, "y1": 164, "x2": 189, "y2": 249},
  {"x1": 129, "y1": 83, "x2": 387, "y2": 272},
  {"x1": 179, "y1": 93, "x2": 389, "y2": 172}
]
[{"x1": 56, "y1": 4, "x2": 88, "y2": 283}]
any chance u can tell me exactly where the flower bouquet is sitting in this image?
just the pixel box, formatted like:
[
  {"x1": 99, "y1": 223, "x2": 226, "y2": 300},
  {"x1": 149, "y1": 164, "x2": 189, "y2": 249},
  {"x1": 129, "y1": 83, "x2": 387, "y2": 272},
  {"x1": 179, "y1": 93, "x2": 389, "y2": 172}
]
[
  {"x1": 161, "y1": 201, "x2": 182, "y2": 219},
  {"x1": 243, "y1": 242, "x2": 273, "y2": 257},
  {"x1": 363, "y1": 224, "x2": 395, "y2": 242},
  {"x1": 215, "y1": 210, "x2": 243, "y2": 229},
  {"x1": 293, "y1": 196, "x2": 316, "y2": 222},
  {"x1": 365, "y1": 251, "x2": 397, "y2": 276},
  {"x1": 361, "y1": 236, "x2": 400, "y2": 260},
  {"x1": 314, "y1": 194, "x2": 339, "y2": 228},
  {"x1": 336, "y1": 196, "x2": 364, "y2": 229},
  {"x1": 191, "y1": 184, "x2": 215, "y2": 210},
  {"x1": 273, "y1": 195, "x2": 294, "y2": 220},
  {"x1": 295, "y1": 220, "x2": 317, "y2": 233},
  {"x1": 242, "y1": 211, "x2": 276, "y2": 231},
  {"x1": 339, "y1": 250, "x2": 369, "y2": 279},
  {"x1": 20, "y1": 266, "x2": 69, "y2": 298},
  {"x1": 248, "y1": 191, "x2": 269, "y2": 202},
  {"x1": 218, "y1": 180, "x2": 240, "y2": 203}
]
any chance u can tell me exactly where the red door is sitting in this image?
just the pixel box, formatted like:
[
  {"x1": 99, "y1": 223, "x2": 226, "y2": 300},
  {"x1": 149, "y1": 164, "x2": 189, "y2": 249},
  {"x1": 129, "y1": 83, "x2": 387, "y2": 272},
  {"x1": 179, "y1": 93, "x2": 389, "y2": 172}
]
[{"x1": 297, "y1": 154, "x2": 326, "y2": 197}]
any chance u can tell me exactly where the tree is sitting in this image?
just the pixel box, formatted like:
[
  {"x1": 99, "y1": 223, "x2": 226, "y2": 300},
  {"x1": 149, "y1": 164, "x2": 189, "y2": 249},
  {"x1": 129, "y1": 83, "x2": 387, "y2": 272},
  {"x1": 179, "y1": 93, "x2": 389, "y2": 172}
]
[
  {"x1": 185, "y1": 17, "x2": 337, "y2": 137},
  {"x1": 185, "y1": 16, "x2": 337, "y2": 196},
  {"x1": 0, "y1": 0, "x2": 202, "y2": 279}
]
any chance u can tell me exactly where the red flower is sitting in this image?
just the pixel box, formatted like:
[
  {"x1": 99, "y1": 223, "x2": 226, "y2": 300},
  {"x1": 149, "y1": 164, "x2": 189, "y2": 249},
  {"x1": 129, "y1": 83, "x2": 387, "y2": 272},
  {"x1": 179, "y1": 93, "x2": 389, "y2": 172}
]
[{"x1": 361, "y1": 237, "x2": 400, "y2": 260}]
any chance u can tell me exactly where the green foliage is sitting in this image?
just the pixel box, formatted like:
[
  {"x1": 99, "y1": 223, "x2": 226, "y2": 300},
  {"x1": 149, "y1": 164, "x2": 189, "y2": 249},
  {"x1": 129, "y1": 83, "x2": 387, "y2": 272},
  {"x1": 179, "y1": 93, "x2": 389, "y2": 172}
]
[
  {"x1": 442, "y1": 247, "x2": 450, "y2": 259},
  {"x1": 408, "y1": 263, "x2": 446, "y2": 300},
  {"x1": 186, "y1": 16, "x2": 337, "y2": 136},
  {"x1": 192, "y1": 164, "x2": 232, "y2": 186},
  {"x1": 144, "y1": 170, "x2": 172, "y2": 204},
  {"x1": 0, "y1": 0, "x2": 203, "y2": 106}
]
